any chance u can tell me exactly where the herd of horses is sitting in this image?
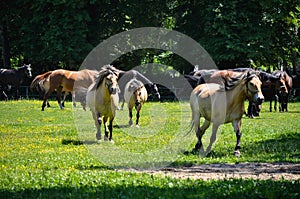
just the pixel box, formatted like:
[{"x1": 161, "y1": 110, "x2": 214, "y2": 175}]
[{"x1": 0, "y1": 64, "x2": 295, "y2": 156}]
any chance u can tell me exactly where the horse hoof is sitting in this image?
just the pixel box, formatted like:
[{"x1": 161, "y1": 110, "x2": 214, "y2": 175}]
[
  {"x1": 109, "y1": 140, "x2": 115, "y2": 144},
  {"x1": 234, "y1": 150, "x2": 241, "y2": 157},
  {"x1": 96, "y1": 139, "x2": 103, "y2": 144},
  {"x1": 96, "y1": 133, "x2": 101, "y2": 140},
  {"x1": 135, "y1": 124, "x2": 140, "y2": 128}
]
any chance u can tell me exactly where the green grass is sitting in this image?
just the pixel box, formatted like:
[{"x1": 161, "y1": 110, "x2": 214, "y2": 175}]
[{"x1": 0, "y1": 100, "x2": 299, "y2": 198}]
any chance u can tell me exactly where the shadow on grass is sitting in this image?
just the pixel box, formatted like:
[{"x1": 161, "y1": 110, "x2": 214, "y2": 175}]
[
  {"x1": 180, "y1": 131, "x2": 300, "y2": 162},
  {"x1": 1, "y1": 179, "x2": 299, "y2": 198}
]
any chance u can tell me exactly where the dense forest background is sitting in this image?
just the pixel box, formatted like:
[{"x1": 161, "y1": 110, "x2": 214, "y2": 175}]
[{"x1": 1, "y1": 0, "x2": 300, "y2": 76}]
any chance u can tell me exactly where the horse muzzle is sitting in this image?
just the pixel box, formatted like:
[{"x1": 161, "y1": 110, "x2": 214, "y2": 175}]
[
  {"x1": 109, "y1": 87, "x2": 118, "y2": 95},
  {"x1": 255, "y1": 94, "x2": 264, "y2": 105},
  {"x1": 135, "y1": 100, "x2": 141, "y2": 107},
  {"x1": 155, "y1": 93, "x2": 161, "y2": 100}
]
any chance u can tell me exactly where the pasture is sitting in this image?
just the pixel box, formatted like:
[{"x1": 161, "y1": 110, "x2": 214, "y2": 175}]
[{"x1": 0, "y1": 100, "x2": 299, "y2": 198}]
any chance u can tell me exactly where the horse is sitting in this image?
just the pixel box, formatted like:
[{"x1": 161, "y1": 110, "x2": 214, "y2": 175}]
[
  {"x1": 189, "y1": 71, "x2": 264, "y2": 157},
  {"x1": 0, "y1": 64, "x2": 32, "y2": 100},
  {"x1": 39, "y1": 69, "x2": 98, "y2": 111},
  {"x1": 118, "y1": 69, "x2": 160, "y2": 109},
  {"x1": 124, "y1": 78, "x2": 148, "y2": 127},
  {"x1": 86, "y1": 65, "x2": 119, "y2": 142},
  {"x1": 189, "y1": 68, "x2": 287, "y2": 117},
  {"x1": 271, "y1": 70, "x2": 293, "y2": 112}
]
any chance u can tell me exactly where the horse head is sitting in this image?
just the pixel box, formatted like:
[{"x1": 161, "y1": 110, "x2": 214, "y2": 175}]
[
  {"x1": 24, "y1": 64, "x2": 32, "y2": 78},
  {"x1": 246, "y1": 73, "x2": 264, "y2": 105},
  {"x1": 150, "y1": 83, "x2": 160, "y2": 100},
  {"x1": 276, "y1": 73, "x2": 289, "y2": 96},
  {"x1": 105, "y1": 71, "x2": 119, "y2": 95}
]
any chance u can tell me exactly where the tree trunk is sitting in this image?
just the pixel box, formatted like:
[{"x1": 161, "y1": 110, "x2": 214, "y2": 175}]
[{"x1": 0, "y1": 21, "x2": 11, "y2": 68}]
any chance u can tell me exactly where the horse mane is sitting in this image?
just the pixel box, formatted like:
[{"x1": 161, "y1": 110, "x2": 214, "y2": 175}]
[
  {"x1": 91, "y1": 65, "x2": 119, "y2": 90},
  {"x1": 222, "y1": 70, "x2": 257, "y2": 91},
  {"x1": 119, "y1": 69, "x2": 153, "y2": 86},
  {"x1": 127, "y1": 78, "x2": 144, "y2": 92},
  {"x1": 16, "y1": 64, "x2": 31, "y2": 71}
]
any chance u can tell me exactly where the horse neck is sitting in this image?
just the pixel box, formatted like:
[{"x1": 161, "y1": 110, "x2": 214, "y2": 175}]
[
  {"x1": 226, "y1": 81, "x2": 247, "y2": 106},
  {"x1": 134, "y1": 71, "x2": 152, "y2": 85}
]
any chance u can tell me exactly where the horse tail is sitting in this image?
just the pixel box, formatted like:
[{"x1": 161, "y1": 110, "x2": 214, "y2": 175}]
[
  {"x1": 185, "y1": 90, "x2": 200, "y2": 136},
  {"x1": 30, "y1": 71, "x2": 52, "y2": 92}
]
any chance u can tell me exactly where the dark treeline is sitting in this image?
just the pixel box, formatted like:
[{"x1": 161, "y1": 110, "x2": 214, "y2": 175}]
[{"x1": 1, "y1": 0, "x2": 300, "y2": 75}]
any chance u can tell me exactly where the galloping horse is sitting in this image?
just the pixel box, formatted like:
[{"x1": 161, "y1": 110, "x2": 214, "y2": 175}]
[
  {"x1": 86, "y1": 65, "x2": 119, "y2": 142},
  {"x1": 124, "y1": 78, "x2": 148, "y2": 127},
  {"x1": 189, "y1": 71, "x2": 264, "y2": 156},
  {"x1": 39, "y1": 69, "x2": 98, "y2": 111},
  {"x1": 0, "y1": 64, "x2": 32, "y2": 100},
  {"x1": 271, "y1": 70, "x2": 293, "y2": 112},
  {"x1": 118, "y1": 69, "x2": 160, "y2": 109}
]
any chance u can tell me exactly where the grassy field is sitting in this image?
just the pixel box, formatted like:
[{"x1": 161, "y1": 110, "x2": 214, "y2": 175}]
[{"x1": 0, "y1": 100, "x2": 299, "y2": 198}]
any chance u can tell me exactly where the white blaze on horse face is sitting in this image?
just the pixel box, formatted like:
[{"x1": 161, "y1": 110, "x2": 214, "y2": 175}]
[{"x1": 248, "y1": 76, "x2": 264, "y2": 104}]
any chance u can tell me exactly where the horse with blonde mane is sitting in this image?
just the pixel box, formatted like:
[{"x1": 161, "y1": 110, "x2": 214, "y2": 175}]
[
  {"x1": 189, "y1": 71, "x2": 264, "y2": 157},
  {"x1": 124, "y1": 78, "x2": 148, "y2": 127},
  {"x1": 86, "y1": 65, "x2": 119, "y2": 142}
]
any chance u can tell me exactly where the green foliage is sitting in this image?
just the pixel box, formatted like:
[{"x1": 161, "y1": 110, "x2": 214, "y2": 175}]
[
  {"x1": 0, "y1": 100, "x2": 300, "y2": 198},
  {"x1": 1, "y1": 0, "x2": 299, "y2": 72}
]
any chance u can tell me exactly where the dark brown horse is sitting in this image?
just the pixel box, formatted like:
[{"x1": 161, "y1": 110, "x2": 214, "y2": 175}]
[
  {"x1": 189, "y1": 70, "x2": 264, "y2": 156},
  {"x1": 271, "y1": 70, "x2": 293, "y2": 112},
  {"x1": 0, "y1": 64, "x2": 32, "y2": 100}
]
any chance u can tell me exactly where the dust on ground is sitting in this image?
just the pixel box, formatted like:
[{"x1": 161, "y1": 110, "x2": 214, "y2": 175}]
[{"x1": 126, "y1": 163, "x2": 300, "y2": 181}]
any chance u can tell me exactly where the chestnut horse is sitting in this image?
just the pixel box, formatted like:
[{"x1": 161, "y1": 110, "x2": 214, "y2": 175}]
[
  {"x1": 86, "y1": 65, "x2": 119, "y2": 142},
  {"x1": 189, "y1": 71, "x2": 264, "y2": 157},
  {"x1": 124, "y1": 78, "x2": 148, "y2": 127},
  {"x1": 36, "y1": 69, "x2": 98, "y2": 111}
]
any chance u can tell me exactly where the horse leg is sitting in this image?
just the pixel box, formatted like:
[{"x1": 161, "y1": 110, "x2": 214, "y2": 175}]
[
  {"x1": 92, "y1": 111, "x2": 102, "y2": 141},
  {"x1": 72, "y1": 91, "x2": 76, "y2": 108},
  {"x1": 232, "y1": 120, "x2": 242, "y2": 157},
  {"x1": 128, "y1": 106, "x2": 133, "y2": 126},
  {"x1": 205, "y1": 123, "x2": 220, "y2": 155},
  {"x1": 120, "y1": 99, "x2": 125, "y2": 110},
  {"x1": 56, "y1": 87, "x2": 63, "y2": 109},
  {"x1": 194, "y1": 119, "x2": 210, "y2": 152},
  {"x1": 135, "y1": 105, "x2": 141, "y2": 128},
  {"x1": 247, "y1": 101, "x2": 254, "y2": 118},
  {"x1": 274, "y1": 94, "x2": 278, "y2": 111},
  {"x1": 103, "y1": 116, "x2": 109, "y2": 141},
  {"x1": 15, "y1": 87, "x2": 19, "y2": 100},
  {"x1": 42, "y1": 88, "x2": 55, "y2": 111},
  {"x1": 108, "y1": 117, "x2": 114, "y2": 143}
]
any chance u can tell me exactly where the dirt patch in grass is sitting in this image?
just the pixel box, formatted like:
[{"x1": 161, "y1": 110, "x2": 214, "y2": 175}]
[{"x1": 128, "y1": 163, "x2": 300, "y2": 181}]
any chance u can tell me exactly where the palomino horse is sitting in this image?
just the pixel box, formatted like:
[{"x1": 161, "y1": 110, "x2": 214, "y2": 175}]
[
  {"x1": 38, "y1": 69, "x2": 98, "y2": 111},
  {"x1": 124, "y1": 78, "x2": 148, "y2": 127},
  {"x1": 0, "y1": 64, "x2": 32, "y2": 100},
  {"x1": 271, "y1": 70, "x2": 293, "y2": 112},
  {"x1": 189, "y1": 71, "x2": 264, "y2": 156},
  {"x1": 86, "y1": 65, "x2": 119, "y2": 142}
]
